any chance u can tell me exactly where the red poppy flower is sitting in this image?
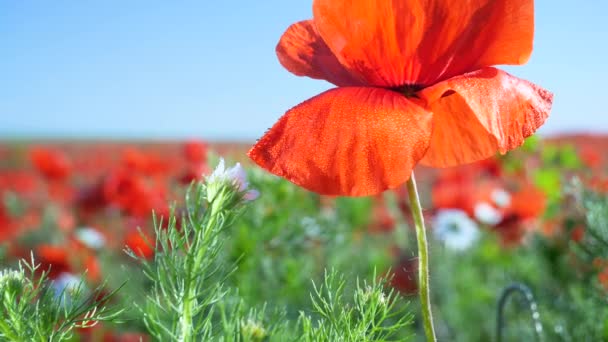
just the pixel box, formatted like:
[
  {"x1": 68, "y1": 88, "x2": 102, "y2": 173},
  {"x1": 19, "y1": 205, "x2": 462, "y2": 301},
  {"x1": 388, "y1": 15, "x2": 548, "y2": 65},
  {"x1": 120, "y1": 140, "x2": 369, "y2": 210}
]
[
  {"x1": 183, "y1": 140, "x2": 208, "y2": 164},
  {"x1": 0, "y1": 170, "x2": 38, "y2": 196},
  {"x1": 507, "y1": 183, "x2": 546, "y2": 220},
  {"x1": 76, "y1": 180, "x2": 108, "y2": 216},
  {"x1": 29, "y1": 147, "x2": 71, "y2": 181},
  {"x1": 36, "y1": 244, "x2": 72, "y2": 278},
  {"x1": 125, "y1": 230, "x2": 155, "y2": 259},
  {"x1": 103, "y1": 169, "x2": 166, "y2": 217},
  {"x1": 390, "y1": 254, "x2": 418, "y2": 295},
  {"x1": 0, "y1": 203, "x2": 17, "y2": 242},
  {"x1": 122, "y1": 148, "x2": 169, "y2": 176},
  {"x1": 248, "y1": 0, "x2": 552, "y2": 196},
  {"x1": 369, "y1": 196, "x2": 396, "y2": 233}
]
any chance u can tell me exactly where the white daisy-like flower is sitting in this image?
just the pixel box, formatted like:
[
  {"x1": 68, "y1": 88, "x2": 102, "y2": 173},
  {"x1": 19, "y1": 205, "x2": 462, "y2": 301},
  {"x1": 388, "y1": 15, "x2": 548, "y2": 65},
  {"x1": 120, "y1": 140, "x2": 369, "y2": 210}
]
[
  {"x1": 491, "y1": 188, "x2": 512, "y2": 208},
  {"x1": 75, "y1": 227, "x2": 106, "y2": 250},
  {"x1": 433, "y1": 209, "x2": 480, "y2": 251},
  {"x1": 474, "y1": 202, "x2": 503, "y2": 226}
]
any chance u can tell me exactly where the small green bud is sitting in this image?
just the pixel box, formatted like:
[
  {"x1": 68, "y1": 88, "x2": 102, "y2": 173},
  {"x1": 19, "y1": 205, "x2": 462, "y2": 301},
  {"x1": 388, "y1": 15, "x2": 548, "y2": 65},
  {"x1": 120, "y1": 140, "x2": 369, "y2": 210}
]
[
  {"x1": 240, "y1": 318, "x2": 267, "y2": 341},
  {"x1": 0, "y1": 268, "x2": 28, "y2": 297}
]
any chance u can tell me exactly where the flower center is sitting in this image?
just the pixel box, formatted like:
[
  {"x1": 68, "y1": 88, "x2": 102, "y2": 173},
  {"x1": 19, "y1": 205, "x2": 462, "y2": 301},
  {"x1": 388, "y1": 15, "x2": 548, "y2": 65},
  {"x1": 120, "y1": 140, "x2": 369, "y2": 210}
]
[{"x1": 393, "y1": 83, "x2": 424, "y2": 98}]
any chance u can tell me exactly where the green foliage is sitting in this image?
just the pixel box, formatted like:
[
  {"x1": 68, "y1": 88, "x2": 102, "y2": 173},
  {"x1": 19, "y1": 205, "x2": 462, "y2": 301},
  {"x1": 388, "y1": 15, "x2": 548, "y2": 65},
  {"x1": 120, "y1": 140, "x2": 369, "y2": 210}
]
[
  {"x1": 0, "y1": 255, "x2": 124, "y2": 341},
  {"x1": 128, "y1": 168, "x2": 255, "y2": 341},
  {"x1": 430, "y1": 187, "x2": 608, "y2": 341},
  {"x1": 300, "y1": 270, "x2": 413, "y2": 341},
  {"x1": 127, "y1": 163, "x2": 412, "y2": 341},
  {"x1": 226, "y1": 168, "x2": 393, "y2": 313},
  {"x1": 4, "y1": 151, "x2": 608, "y2": 341}
]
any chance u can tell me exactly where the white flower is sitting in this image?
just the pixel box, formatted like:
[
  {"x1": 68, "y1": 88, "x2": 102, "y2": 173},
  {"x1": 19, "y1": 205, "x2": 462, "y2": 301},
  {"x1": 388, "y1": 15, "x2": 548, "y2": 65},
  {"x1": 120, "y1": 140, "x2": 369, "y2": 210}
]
[
  {"x1": 208, "y1": 158, "x2": 259, "y2": 201},
  {"x1": 51, "y1": 273, "x2": 84, "y2": 308},
  {"x1": 301, "y1": 216, "x2": 321, "y2": 238},
  {"x1": 75, "y1": 227, "x2": 106, "y2": 250},
  {"x1": 491, "y1": 188, "x2": 512, "y2": 208},
  {"x1": 433, "y1": 209, "x2": 480, "y2": 251},
  {"x1": 474, "y1": 202, "x2": 503, "y2": 225},
  {"x1": 52, "y1": 273, "x2": 82, "y2": 295}
]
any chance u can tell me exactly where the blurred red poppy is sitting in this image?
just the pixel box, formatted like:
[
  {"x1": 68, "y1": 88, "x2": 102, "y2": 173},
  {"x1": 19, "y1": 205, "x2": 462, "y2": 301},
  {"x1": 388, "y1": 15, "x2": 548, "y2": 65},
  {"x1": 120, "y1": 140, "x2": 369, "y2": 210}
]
[
  {"x1": 122, "y1": 148, "x2": 169, "y2": 177},
  {"x1": 390, "y1": 254, "x2": 418, "y2": 295},
  {"x1": 36, "y1": 244, "x2": 72, "y2": 278},
  {"x1": 30, "y1": 147, "x2": 71, "y2": 181},
  {"x1": 507, "y1": 183, "x2": 547, "y2": 220},
  {"x1": 0, "y1": 170, "x2": 38, "y2": 196},
  {"x1": 183, "y1": 140, "x2": 208, "y2": 164},
  {"x1": 0, "y1": 203, "x2": 17, "y2": 241},
  {"x1": 125, "y1": 230, "x2": 155, "y2": 259}
]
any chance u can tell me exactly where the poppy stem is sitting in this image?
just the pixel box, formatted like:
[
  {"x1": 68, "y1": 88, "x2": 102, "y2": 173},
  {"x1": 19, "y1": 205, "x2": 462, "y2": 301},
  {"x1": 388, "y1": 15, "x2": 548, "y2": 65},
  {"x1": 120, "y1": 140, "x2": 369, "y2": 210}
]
[{"x1": 406, "y1": 172, "x2": 437, "y2": 342}]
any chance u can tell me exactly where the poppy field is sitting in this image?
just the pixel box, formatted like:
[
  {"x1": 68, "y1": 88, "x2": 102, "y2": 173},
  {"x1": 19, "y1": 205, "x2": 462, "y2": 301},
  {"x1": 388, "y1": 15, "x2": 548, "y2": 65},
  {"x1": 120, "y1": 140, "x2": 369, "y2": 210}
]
[
  {"x1": 0, "y1": 136, "x2": 607, "y2": 341},
  {"x1": 2, "y1": 0, "x2": 607, "y2": 341}
]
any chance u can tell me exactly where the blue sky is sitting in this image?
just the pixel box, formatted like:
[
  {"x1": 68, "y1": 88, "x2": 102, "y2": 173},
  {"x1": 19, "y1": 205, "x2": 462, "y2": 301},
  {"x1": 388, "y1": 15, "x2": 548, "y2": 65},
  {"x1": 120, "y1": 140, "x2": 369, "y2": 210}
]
[{"x1": 0, "y1": 1, "x2": 606, "y2": 141}]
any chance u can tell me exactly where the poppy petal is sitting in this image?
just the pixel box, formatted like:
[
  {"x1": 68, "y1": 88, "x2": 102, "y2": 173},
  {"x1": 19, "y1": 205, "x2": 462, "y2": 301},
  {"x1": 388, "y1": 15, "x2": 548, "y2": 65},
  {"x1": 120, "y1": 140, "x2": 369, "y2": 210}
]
[
  {"x1": 276, "y1": 20, "x2": 363, "y2": 87},
  {"x1": 418, "y1": 67, "x2": 553, "y2": 167},
  {"x1": 313, "y1": 0, "x2": 534, "y2": 87},
  {"x1": 248, "y1": 87, "x2": 433, "y2": 196}
]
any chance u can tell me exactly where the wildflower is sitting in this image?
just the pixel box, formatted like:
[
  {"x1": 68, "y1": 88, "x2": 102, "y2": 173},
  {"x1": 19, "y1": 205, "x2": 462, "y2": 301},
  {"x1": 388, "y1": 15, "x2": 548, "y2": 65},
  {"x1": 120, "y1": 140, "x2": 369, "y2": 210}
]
[
  {"x1": 29, "y1": 147, "x2": 72, "y2": 181},
  {"x1": 125, "y1": 230, "x2": 155, "y2": 259},
  {"x1": 240, "y1": 318, "x2": 268, "y2": 341},
  {"x1": 248, "y1": 0, "x2": 552, "y2": 196},
  {"x1": 0, "y1": 202, "x2": 17, "y2": 242},
  {"x1": 492, "y1": 185, "x2": 547, "y2": 246},
  {"x1": 0, "y1": 268, "x2": 27, "y2": 295},
  {"x1": 103, "y1": 169, "x2": 168, "y2": 218},
  {"x1": 51, "y1": 272, "x2": 85, "y2": 308},
  {"x1": 357, "y1": 285, "x2": 387, "y2": 306},
  {"x1": 36, "y1": 244, "x2": 72, "y2": 278},
  {"x1": 474, "y1": 202, "x2": 503, "y2": 226},
  {"x1": 179, "y1": 164, "x2": 208, "y2": 185},
  {"x1": 390, "y1": 252, "x2": 418, "y2": 295},
  {"x1": 207, "y1": 158, "x2": 259, "y2": 203},
  {"x1": 570, "y1": 225, "x2": 585, "y2": 243},
  {"x1": 491, "y1": 189, "x2": 512, "y2": 208},
  {"x1": 507, "y1": 184, "x2": 547, "y2": 220},
  {"x1": 122, "y1": 148, "x2": 169, "y2": 176},
  {"x1": 51, "y1": 272, "x2": 82, "y2": 297},
  {"x1": 433, "y1": 209, "x2": 480, "y2": 251},
  {"x1": 182, "y1": 140, "x2": 208, "y2": 164},
  {"x1": 75, "y1": 227, "x2": 106, "y2": 250}
]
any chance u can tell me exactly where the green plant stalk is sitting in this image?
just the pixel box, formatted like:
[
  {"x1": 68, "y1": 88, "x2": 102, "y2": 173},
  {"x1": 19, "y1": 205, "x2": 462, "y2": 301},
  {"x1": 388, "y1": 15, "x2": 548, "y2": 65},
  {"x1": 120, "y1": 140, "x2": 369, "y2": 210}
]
[
  {"x1": 406, "y1": 172, "x2": 437, "y2": 342},
  {"x1": 179, "y1": 211, "x2": 218, "y2": 341}
]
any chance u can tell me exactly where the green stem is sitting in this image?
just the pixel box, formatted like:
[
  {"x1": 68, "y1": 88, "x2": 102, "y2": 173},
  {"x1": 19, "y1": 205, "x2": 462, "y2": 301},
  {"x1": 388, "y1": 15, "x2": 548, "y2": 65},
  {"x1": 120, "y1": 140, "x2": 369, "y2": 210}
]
[
  {"x1": 406, "y1": 172, "x2": 437, "y2": 342},
  {"x1": 179, "y1": 215, "x2": 216, "y2": 341}
]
